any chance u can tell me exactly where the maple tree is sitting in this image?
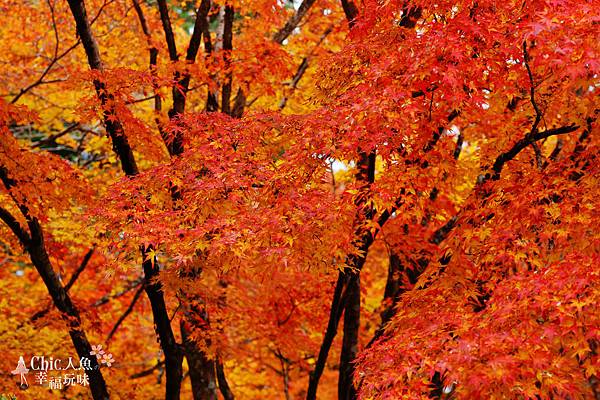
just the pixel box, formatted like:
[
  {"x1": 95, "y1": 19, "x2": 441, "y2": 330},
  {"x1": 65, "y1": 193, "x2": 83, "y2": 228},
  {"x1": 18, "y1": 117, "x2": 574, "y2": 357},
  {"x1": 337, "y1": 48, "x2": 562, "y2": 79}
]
[{"x1": 0, "y1": 0, "x2": 599, "y2": 399}]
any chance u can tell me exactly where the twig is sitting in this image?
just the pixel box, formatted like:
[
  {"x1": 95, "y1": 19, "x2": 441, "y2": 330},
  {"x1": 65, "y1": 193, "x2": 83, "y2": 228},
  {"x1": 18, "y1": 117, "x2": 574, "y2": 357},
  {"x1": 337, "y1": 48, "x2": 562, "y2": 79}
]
[
  {"x1": 130, "y1": 360, "x2": 165, "y2": 379},
  {"x1": 29, "y1": 247, "x2": 95, "y2": 323},
  {"x1": 93, "y1": 277, "x2": 143, "y2": 306},
  {"x1": 64, "y1": 247, "x2": 95, "y2": 291},
  {"x1": 10, "y1": 0, "x2": 113, "y2": 104},
  {"x1": 106, "y1": 284, "x2": 145, "y2": 342},
  {"x1": 523, "y1": 40, "x2": 544, "y2": 165},
  {"x1": 279, "y1": 25, "x2": 333, "y2": 110},
  {"x1": 31, "y1": 123, "x2": 79, "y2": 149}
]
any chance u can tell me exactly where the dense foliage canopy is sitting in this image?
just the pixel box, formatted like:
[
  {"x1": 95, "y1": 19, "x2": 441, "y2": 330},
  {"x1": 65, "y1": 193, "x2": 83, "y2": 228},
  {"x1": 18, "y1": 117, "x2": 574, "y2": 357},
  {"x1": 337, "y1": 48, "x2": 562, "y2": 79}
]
[{"x1": 0, "y1": 0, "x2": 598, "y2": 399}]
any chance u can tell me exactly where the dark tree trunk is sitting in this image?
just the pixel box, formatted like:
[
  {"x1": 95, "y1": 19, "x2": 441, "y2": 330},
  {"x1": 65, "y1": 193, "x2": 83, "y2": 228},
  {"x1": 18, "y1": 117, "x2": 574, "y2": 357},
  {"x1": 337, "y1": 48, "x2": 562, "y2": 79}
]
[
  {"x1": 0, "y1": 168, "x2": 109, "y2": 400},
  {"x1": 216, "y1": 357, "x2": 235, "y2": 400},
  {"x1": 220, "y1": 5, "x2": 234, "y2": 116},
  {"x1": 66, "y1": 0, "x2": 138, "y2": 176},
  {"x1": 28, "y1": 223, "x2": 109, "y2": 400},
  {"x1": 66, "y1": 3, "x2": 187, "y2": 398},
  {"x1": 306, "y1": 272, "x2": 347, "y2": 400},
  {"x1": 306, "y1": 151, "x2": 375, "y2": 399},
  {"x1": 142, "y1": 247, "x2": 184, "y2": 400},
  {"x1": 339, "y1": 273, "x2": 360, "y2": 400},
  {"x1": 181, "y1": 322, "x2": 218, "y2": 400}
]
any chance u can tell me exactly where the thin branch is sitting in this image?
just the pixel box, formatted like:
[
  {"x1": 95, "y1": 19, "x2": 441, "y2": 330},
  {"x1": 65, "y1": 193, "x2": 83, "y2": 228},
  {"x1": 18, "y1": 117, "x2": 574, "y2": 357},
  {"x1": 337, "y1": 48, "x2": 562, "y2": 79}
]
[
  {"x1": 31, "y1": 123, "x2": 79, "y2": 149},
  {"x1": 523, "y1": 40, "x2": 545, "y2": 166},
  {"x1": 279, "y1": 25, "x2": 333, "y2": 110},
  {"x1": 432, "y1": 124, "x2": 580, "y2": 246},
  {"x1": 29, "y1": 247, "x2": 95, "y2": 323},
  {"x1": 0, "y1": 206, "x2": 31, "y2": 245},
  {"x1": 273, "y1": 0, "x2": 319, "y2": 44},
  {"x1": 65, "y1": 247, "x2": 95, "y2": 292},
  {"x1": 125, "y1": 95, "x2": 157, "y2": 105},
  {"x1": 11, "y1": 0, "x2": 112, "y2": 104},
  {"x1": 276, "y1": 349, "x2": 292, "y2": 400},
  {"x1": 376, "y1": 111, "x2": 459, "y2": 226},
  {"x1": 370, "y1": 122, "x2": 581, "y2": 345},
  {"x1": 572, "y1": 115, "x2": 596, "y2": 160},
  {"x1": 548, "y1": 138, "x2": 563, "y2": 162},
  {"x1": 491, "y1": 124, "x2": 579, "y2": 178},
  {"x1": 93, "y1": 277, "x2": 143, "y2": 306},
  {"x1": 106, "y1": 283, "x2": 145, "y2": 342},
  {"x1": 531, "y1": 141, "x2": 543, "y2": 170},
  {"x1": 523, "y1": 41, "x2": 542, "y2": 131},
  {"x1": 130, "y1": 360, "x2": 165, "y2": 379}
]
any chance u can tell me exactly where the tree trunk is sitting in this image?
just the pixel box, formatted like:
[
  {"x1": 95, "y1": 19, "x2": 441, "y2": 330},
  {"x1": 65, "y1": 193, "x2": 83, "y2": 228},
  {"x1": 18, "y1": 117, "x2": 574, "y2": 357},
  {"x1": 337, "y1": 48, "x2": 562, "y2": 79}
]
[
  {"x1": 339, "y1": 273, "x2": 360, "y2": 400},
  {"x1": 306, "y1": 272, "x2": 347, "y2": 400},
  {"x1": 142, "y1": 247, "x2": 183, "y2": 400},
  {"x1": 28, "y1": 221, "x2": 109, "y2": 400},
  {"x1": 220, "y1": 5, "x2": 234, "y2": 116},
  {"x1": 66, "y1": 3, "x2": 186, "y2": 398},
  {"x1": 0, "y1": 168, "x2": 109, "y2": 400},
  {"x1": 306, "y1": 151, "x2": 375, "y2": 399},
  {"x1": 181, "y1": 322, "x2": 218, "y2": 400}
]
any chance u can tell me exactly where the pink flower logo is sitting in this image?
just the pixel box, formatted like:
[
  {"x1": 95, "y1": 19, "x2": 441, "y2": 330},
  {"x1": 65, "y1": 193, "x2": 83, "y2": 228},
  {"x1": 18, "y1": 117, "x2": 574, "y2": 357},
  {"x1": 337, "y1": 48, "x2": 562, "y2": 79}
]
[
  {"x1": 90, "y1": 344, "x2": 105, "y2": 360},
  {"x1": 101, "y1": 353, "x2": 115, "y2": 367}
]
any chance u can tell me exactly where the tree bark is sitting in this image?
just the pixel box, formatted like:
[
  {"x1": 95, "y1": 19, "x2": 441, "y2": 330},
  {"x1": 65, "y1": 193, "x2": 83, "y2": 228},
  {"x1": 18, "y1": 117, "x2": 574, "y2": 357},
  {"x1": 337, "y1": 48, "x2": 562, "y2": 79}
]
[
  {"x1": 181, "y1": 322, "x2": 218, "y2": 400},
  {"x1": 142, "y1": 247, "x2": 184, "y2": 400},
  {"x1": 28, "y1": 223, "x2": 109, "y2": 400},
  {"x1": 216, "y1": 357, "x2": 235, "y2": 400},
  {"x1": 221, "y1": 5, "x2": 234, "y2": 116},
  {"x1": 66, "y1": 2, "x2": 185, "y2": 398},
  {"x1": 339, "y1": 273, "x2": 360, "y2": 400},
  {"x1": 306, "y1": 273, "x2": 346, "y2": 399},
  {"x1": 273, "y1": 0, "x2": 318, "y2": 44},
  {"x1": 380, "y1": 253, "x2": 403, "y2": 324},
  {"x1": 157, "y1": 0, "x2": 211, "y2": 124},
  {"x1": 153, "y1": 3, "x2": 238, "y2": 397},
  {"x1": 306, "y1": 241, "x2": 374, "y2": 399},
  {"x1": 0, "y1": 169, "x2": 109, "y2": 400},
  {"x1": 66, "y1": 0, "x2": 138, "y2": 176},
  {"x1": 131, "y1": 0, "x2": 165, "y2": 140}
]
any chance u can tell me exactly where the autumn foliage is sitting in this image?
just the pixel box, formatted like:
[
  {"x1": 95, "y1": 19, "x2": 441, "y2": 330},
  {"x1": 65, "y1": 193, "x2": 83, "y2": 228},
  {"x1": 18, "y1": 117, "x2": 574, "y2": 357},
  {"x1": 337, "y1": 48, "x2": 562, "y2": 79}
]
[{"x1": 0, "y1": 0, "x2": 599, "y2": 399}]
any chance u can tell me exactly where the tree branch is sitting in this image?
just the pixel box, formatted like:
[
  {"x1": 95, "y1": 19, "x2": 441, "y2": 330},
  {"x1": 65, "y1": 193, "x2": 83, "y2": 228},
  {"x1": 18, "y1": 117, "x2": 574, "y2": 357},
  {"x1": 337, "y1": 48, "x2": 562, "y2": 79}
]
[
  {"x1": 106, "y1": 283, "x2": 144, "y2": 343},
  {"x1": 67, "y1": 0, "x2": 138, "y2": 176},
  {"x1": 156, "y1": 0, "x2": 179, "y2": 62},
  {"x1": 221, "y1": 5, "x2": 234, "y2": 116},
  {"x1": 65, "y1": 247, "x2": 94, "y2": 292},
  {"x1": 0, "y1": 206, "x2": 31, "y2": 245},
  {"x1": 29, "y1": 247, "x2": 95, "y2": 323},
  {"x1": 491, "y1": 124, "x2": 579, "y2": 178},
  {"x1": 93, "y1": 277, "x2": 143, "y2": 306},
  {"x1": 67, "y1": 3, "x2": 184, "y2": 398},
  {"x1": 131, "y1": 0, "x2": 162, "y2": 115},
  {"x1": 141, "y1": 246, "x2": 184, "y2": 400},
  {"x1": 217, "y1": 356, "x2": 235, "y2": 400},
  {"x1": 273, "y1": 0, "x2": 318, "y2": 44},
  {"x1": 1, "y1": 164, "x2": 108, "y2": 399},
  {"x1": 130, "y1": 360, "x2": 165, "y2": 379},
  {"x1": 279, "y1": 25, "x2": 332, "y2": 110}
]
